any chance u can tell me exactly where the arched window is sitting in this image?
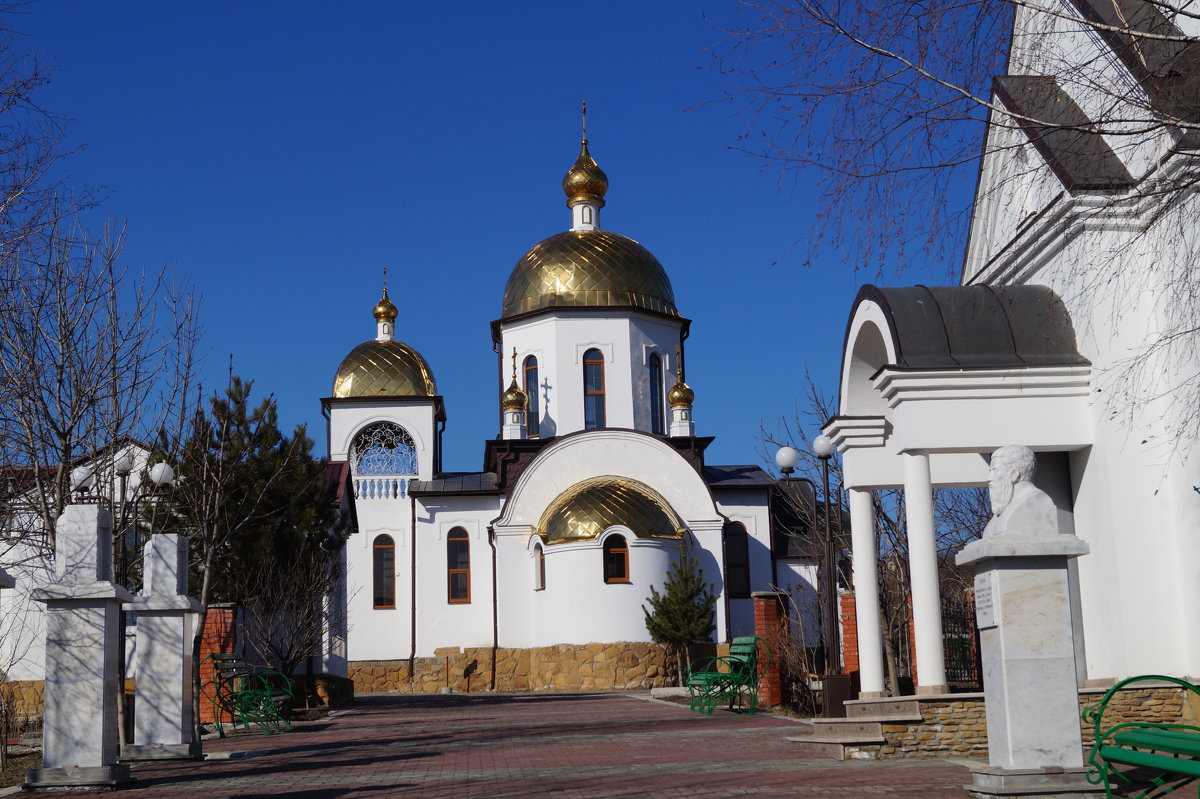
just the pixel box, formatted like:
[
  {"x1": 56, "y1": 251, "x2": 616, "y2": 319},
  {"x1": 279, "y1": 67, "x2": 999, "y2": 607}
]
[
  {"x1": 351, "y1": 423, "x2": 418, "y2": 500},
  {"x1": 524, "y1": 356, "x2": 540, "y2": 438},
  {"x1": 447, "y1": 527, "x2": 470, "y2": 603},
  {"x1": 648, "y1": 353, "x2": 664, "y2": 435},
  {"x1": 583, "y1": 348, "x2": 606, "y2": 429},
  {"x1": 533, "y1": 542, "x2": 545, "y2": 591},
  {"x1": 724, "y1": 522, "x2": 751, "y2": 599},
  {"x1": 373, "y1": 535, "x2": 396, "y2": 609},
  {"x1": 603, "y1": 534, "x2": 629, "y2": 584}
]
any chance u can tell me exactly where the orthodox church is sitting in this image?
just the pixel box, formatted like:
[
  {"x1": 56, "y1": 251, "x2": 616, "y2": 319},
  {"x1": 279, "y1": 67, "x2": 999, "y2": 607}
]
[{"x1": 322, "y1": 132, "x2": 802, "y2": 692}]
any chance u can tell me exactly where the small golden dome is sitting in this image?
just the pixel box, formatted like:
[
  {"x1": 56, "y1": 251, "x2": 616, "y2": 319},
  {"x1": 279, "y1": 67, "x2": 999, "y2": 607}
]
[
  {"x1": 501, "y1": 230, "x2": 679, "y2": 319},
  {"x1": 668, "y1": 376, "x2": 694, "y2": 408},
  {"x1": 536, "y1": 476, "x2": 686, "y2": 543},
  {"x1": 500, "y1": 378, "x2": 528, "y2": 411},
  {"x1": 562, "y1": 140, "x2": 608, "y2": 206},
  {"x1": 373, "y1": 288, "x2": 398, "y2": 323},
  {"x1": 332, "y1": 339, "x2": 437, "y2": 399}
]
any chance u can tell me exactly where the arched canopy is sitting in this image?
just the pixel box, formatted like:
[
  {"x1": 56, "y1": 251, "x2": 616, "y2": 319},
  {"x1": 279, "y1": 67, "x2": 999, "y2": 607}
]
[{"x1": 536, "y1": 476, "x2": 686, "y2": 544}]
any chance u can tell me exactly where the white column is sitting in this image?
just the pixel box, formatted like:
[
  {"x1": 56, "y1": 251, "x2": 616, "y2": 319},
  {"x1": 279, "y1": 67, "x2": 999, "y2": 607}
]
[
  {"x1": 903, "y1": 451, "x2": 947, "y2": 693},
  {"x1": 849, "y1": 488, "x2": 885, "y2": 696}
]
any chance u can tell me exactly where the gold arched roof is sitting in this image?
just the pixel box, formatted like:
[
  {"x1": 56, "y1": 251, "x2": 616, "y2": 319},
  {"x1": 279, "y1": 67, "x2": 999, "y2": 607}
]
[
  {"x1": 537, "y1": 476, "x2": 686, "y2": 544},
  {"x1": 332, "y1": 340, "x2": 438, "y2": 399},
  {"x1": 501, "y1": 230, "x2": 679, "y2": 320}
]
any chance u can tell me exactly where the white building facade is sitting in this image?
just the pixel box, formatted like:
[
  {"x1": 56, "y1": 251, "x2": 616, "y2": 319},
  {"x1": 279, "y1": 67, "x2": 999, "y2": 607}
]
[{"x1": 826, "y1": 0, "x2": 1200, "y2": 695}]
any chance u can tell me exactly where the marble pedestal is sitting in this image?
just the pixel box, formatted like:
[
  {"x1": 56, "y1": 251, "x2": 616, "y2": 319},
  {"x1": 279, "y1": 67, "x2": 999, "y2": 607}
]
[
  {"x1": 957, "y1": 535, "x2": 1099, "y2": 799},
  {"x1": 122, "y1": 534, "x2": 203, "y2": 761},
  {"x1": 23, "y1": 505, "x2": 133, "y2": 790}
]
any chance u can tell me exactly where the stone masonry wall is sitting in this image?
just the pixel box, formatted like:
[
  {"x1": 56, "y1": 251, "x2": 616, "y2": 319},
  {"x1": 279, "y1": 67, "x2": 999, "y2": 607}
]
[
  {"x1": 1, "y1": 680, "x2": 44, "y2": 728},
  {"x1": 866, "y1": 684, "x2": 1190, "y2": 760},
  {"x1": 350, "y1": 642, "x2": 673, "y2": 694}
]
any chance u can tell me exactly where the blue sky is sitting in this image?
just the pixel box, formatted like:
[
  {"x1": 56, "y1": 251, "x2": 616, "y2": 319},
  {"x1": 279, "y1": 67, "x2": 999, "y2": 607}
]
[{"x1": 19, "y1": 1, "x2": 952, "y2": 472}]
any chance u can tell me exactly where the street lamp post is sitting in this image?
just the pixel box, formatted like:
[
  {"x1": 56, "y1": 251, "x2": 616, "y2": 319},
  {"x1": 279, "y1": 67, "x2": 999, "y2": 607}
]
[{"x1": 812, "y1": 435, "x2": 843, "y2": 710}]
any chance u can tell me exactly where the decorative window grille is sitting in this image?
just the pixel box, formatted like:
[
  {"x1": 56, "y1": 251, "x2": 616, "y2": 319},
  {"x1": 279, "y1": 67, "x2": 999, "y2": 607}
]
[{"x1": 351, "y1": 422, "x2": 417, "y2": 500}]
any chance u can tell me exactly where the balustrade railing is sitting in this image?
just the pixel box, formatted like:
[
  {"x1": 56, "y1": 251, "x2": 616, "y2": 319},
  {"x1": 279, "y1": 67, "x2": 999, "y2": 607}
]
[{"x1": 353, "y1": 476, "x2": 410, "y2": 500}]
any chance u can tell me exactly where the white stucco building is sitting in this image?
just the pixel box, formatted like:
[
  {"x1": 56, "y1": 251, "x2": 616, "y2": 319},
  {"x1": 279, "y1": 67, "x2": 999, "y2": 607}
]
[
  {"x1": 323, "y1": 135, "x2": 809, "y2": 690},
  {"x1": 826, "y1": 0, "x2": 1200, "y2": 695}
]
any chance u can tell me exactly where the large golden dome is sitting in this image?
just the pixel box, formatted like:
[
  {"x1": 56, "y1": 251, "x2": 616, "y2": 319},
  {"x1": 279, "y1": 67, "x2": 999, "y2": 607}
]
[
  {"x1": 332, "y1": 340, "x2": 438, "y2": 399},
  {"x1": 501, "y1": 230, "x2": 679, "y2": 319},
  {"x1": 537, "y1": 476, "x2": 686, "y2": 544}
]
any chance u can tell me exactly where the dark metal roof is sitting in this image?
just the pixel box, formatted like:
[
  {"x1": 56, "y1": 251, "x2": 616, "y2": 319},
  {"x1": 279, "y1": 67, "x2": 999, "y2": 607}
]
[
  {"x1": 993, "y1": 75, "x2": 1134, "y2": 192},
  {"x1": 409, "y1": 472, "x2": 499, "y2": 496},
  {"x1": 703, "y1": 465, "x2": 773, "y2": 488},
  {"x1": 851, "y1": 284, "x2": 1089, "y2": 370},
  {"x1": 1068, "y1": 0, "x2": 1200, "y2": 128}
]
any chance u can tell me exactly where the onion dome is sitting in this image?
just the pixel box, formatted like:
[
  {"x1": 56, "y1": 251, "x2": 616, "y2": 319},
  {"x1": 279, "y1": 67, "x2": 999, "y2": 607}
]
[
  {"x1": 667, "y1": 376, "x2": 694, "y2": 408},
  {"x1": 500, "y1": 378, "x2": 528, "y2": 411},
  {"x1": 333, "y1": 340, "x2": 437, "y2": 398},
  {"x1": 562, "y1": 139, "x2": 608, "y2": 207},
  {"x1": 373, "y1": 287, "x2": 398, "y2": 322},
  {"x1": 501, "y1": 230, "x2": 679, "y2": 319},
  {"x1": 536, "y1": 476, "x2": 686, "y2": 543},
  {"x1": 332, "y1": 292, "x2": 437, "y2": 399}
]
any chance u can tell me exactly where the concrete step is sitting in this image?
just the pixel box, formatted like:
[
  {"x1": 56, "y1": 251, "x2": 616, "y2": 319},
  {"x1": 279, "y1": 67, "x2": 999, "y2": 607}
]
[{"x1": 844, "y1": 697, "x2": 924, "y2": 720}]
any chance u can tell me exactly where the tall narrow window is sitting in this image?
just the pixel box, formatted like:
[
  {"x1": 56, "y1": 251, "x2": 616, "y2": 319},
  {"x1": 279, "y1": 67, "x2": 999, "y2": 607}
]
[
  {"x1": 603, "y1": 534, "x2": 629, "y2": 584},
  {"x1": 447, "y1": 527, "x2": 470, "y2": 603},
  {"x1": 583, "y1": 348, "x2": 606, "y2": 429},
  {"x1": 524, "y1": 356, "x2": 540, "y2": 437},
  {"x1": 534, "y1": 542, "x2": 546, "y2": 591},
  {"x1": 648, "y1": 353, "x2": 664, "y2": 434},
  {"x1": 724, "y1": 523, "x2": 751, "y2": 599},
  {"x1": 373, "y1": 535, "x2": 396, "y2": 608}
]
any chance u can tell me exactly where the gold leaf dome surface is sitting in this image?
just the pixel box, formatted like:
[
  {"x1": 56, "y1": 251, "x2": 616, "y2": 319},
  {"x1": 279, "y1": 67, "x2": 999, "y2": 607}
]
[
  {"x1": 373, "y1": 289, "x2": 398, "y2": 322},
  {"x1": 537, "y1": 476, "x2": 686, "y2": 544},
  {"x1": 333, "y1": 340, "x2": 438, "y2": 399},
  {"x1": 562, "y1": 140, "x2": 608, "y2": 205},
  {"x1": 668, "y1": 378, "x2": 694, "y2": 408},
  {"x1": 501, "y1": 230, "x2": 680, "y2": 319},
  {"x1": 500, "y1": 379, "x2": 528, "y2": 411}
]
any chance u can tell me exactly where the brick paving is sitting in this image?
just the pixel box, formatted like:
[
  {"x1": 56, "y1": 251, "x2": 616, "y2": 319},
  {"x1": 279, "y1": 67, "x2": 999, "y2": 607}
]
[{"x1": 26, "y1": 693, "x2": 975, "y2": 797}]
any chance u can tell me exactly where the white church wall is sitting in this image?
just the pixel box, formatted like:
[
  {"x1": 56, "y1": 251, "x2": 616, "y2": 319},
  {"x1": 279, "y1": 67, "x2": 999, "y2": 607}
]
[
  {"x1": 500, "y1": 312, "x2": 682, "y2": 437},
  {"x1": 716, "y1": 493, "x2": 773, "y2": 639},
  {"x1": 342, "y1": 497, "x2": 411, "y2": 662},
  {"x1": 412, "y1": 497, "x2": 497, "y2": 657},
  {"x1": 530, "y1": 530, "x2": 679, "y2": 646}
]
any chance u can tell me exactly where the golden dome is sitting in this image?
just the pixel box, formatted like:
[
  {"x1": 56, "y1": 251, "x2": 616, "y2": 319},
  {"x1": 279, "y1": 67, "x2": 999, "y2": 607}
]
[
  {"x1": 332, "y1": 339, "x2": 437, "y2": 399},
  {"x1": 501, "y1": 230, "x2": 679, "y2": 319},
  {"x1": 668, "y1": 376, "x2": 694, "y2": 408},
  {"x1": 373, "y1": 288, "x2": 398, "y2": 323},
  {"x1": 537, "y1": 476, "x2": 686, "y2": 544},
  {"x1": 500, "y1": 378, "x2": 528, "y2": 411},
  {"x1": 562, "y1": 140, "x2": 608, "y2": 206}
]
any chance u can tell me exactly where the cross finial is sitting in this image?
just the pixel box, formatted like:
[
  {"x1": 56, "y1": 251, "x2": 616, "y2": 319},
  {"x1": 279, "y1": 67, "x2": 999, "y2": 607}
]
[
  {"x1": 675, "y1": 346, "x2": 683, "y2": 379},
  {"x1": 382, "y1": 265, "x2": 388, "y2": 292},
  {"x1": 582, "y1": 99, "x2": 588, "y2": 142},
  {"x1": 511, "y1": 347, "x2": 518, "y2": 380}
]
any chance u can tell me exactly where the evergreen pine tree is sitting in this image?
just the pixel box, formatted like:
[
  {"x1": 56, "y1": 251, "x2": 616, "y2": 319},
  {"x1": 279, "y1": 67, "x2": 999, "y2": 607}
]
[{"x1": 642, "y1": 553, "x2": 717, "y2": 685}]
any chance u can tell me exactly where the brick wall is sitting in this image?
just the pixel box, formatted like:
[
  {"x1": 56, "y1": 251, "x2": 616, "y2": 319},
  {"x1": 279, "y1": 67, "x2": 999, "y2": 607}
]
[
  {"x1": 753, "y1": 592, "x2": 787, "y2": 706},
  {"x1": 198, "y1": 605, "x2": 237, "y2": 724},
  {"x1": 840, "y1": 593, "x2": 858, "y2": 676}
]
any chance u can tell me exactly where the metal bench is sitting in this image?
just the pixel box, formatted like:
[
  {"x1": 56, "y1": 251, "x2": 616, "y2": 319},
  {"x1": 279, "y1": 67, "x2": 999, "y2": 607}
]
[
  {"x1": 204, "y1": 653, "x2": 295, "y2": 737},
  {"x1": 1083, "y1": 674, "x2": 1200, "y2": 799},
  {"x1": 685, "y1": 636, "x2": 770, "y2": 715}
]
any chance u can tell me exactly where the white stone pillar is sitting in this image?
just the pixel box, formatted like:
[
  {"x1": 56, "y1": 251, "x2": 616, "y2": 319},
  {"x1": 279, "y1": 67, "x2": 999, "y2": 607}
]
[
  {"x1": 902, "y1": 451, "x2": 947, "y2": 693},
  {"x1": 123, "y1": 534, "x2": 202, "y2": 761},
  {"x1": 849, "y1": 488, "x2": 885, "y2": 696},
  {"x1": 25, "y1": 504, "x2": 132, "y2": 790}
]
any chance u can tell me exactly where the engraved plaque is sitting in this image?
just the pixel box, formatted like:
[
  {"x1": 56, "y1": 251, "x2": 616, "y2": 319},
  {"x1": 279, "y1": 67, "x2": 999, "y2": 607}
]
[{"x1": 975, "y1": 571, "x2": 998, "y2": 629}]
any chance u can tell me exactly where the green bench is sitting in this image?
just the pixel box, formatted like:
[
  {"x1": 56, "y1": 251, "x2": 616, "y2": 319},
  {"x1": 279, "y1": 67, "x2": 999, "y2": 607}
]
[
  {"x1": 204, "y1": 653, "x2": 295, "y2": 737},
  {"x1": 1083, "y1": 674, "x2": 1200, "y2": 799},
  {"x1": 685, "y1": 636, "x2": 770, "y2": 715}
]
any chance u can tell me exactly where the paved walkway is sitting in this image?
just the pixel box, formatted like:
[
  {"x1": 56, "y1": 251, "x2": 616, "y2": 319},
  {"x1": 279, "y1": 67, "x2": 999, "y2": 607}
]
[{"x1": 34, "y1": 693, "x2": 976, "y2": 797}]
